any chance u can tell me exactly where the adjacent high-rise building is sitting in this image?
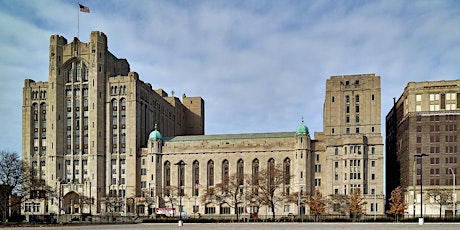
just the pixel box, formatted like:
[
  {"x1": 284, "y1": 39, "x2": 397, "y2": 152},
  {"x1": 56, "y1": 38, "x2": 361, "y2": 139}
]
[
  {"x1": 386, "y1": 80, "x2": 460, "y2": 216},
  {"x1": 21, "y1": 31, "x2": 385, "y2": 221}
]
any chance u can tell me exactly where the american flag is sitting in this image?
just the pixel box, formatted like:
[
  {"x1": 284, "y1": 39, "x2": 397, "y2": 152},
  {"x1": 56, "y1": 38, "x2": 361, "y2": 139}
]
[{"x1": 79, "y1": 4, "x2": 90, "y2": 13}]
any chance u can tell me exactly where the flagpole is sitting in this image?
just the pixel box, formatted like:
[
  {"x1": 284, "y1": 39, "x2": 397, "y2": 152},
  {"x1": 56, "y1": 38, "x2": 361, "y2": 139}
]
[{"x1": 77, "y1": 2, "x2": 80, "y2": 39}]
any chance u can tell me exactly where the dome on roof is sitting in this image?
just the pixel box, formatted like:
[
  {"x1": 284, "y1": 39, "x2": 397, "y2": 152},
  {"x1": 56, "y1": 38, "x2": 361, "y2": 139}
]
[
  {"x1": 296, "y1": 119, "x2": 309, "y2": 135},
  {"x1": 149, "y1": 124, "x2": 163, "y2": 141}
]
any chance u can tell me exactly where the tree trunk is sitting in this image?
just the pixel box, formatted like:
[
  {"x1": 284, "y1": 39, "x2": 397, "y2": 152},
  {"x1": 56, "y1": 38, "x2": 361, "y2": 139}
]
[
  {"x1": 1, "y1": 191, "x2": 10, "y2": 222},
  {"x1": 235, "y1": 203, "x2": 239, "y2": 221}
]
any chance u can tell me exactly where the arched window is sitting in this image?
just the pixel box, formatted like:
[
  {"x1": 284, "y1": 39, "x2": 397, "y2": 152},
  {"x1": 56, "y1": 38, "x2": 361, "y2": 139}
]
[
  {"x1": 193, "y1": 160, "x2": 200, "y2": 196},
  {"x1": 284, "y1": 158, "x2": 290, "y2": 185},
  {"x1": 177, "y1": 160, "x2": 185, "y2": 190},
  {"x1": 345, "y1": 95, "x2": 350, "y2": 103},
  {"x1": 355, "y1": 95, "x2": 360, "y2": 103},
  {"x1": 252, "y1": 159, "x2": 259, "y2": 194},
  {"x1": 237, "y1": 159, "x2": 244, "y2": 185},
  {"x1": 120, "y1": 98, "x2": 126, "y2": 107},
  {"x1": 222, "y1": 159, "x2": 229, "y2": 186},
  {"x1": 112, "y1": 99, "x2": 117, "y2": 110},
  {"x1": 335, "y1": 147, "x2": 339, "y2": 155},
  {"x1": 268, "y1": 158, "x2": 275, "y2": 186},
  {"x1": 164, "y1": 161, "x2": 171, "y2": 195},
  {"x1": 207, "y1": 160, "x2": 214, "y2": 187}
]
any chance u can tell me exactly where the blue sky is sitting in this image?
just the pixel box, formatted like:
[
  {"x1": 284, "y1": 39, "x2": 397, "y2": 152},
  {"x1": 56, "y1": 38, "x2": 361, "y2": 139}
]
[{"x1": 1, "y1": 0, "x2": 459, "y2": 154}]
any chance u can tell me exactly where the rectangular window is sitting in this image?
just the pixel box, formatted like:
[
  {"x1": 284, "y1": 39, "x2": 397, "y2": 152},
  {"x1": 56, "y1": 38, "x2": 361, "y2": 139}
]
[
  {"x1": 284, "y1": 205, "x2": 290, "y2": 212},
  {"x1": 441, "y1": 93, "x2": 446, "y2": 109},
  {"x1": 315, "y1": 164, "x2": 321, "y2": 173},
  {"x1": 315, "y1": 178, "x2": 321, "y2": 186}
]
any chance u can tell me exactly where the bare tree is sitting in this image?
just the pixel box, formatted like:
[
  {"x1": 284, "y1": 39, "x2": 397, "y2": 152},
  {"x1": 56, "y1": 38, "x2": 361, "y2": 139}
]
[
  {"x1": 348, "y1": 189, "x2": 367, "y2": 222},
  {"x1": 248, "y1": 163, "x2": 292, "y2": 218},
  {"x1": 0, "y1": 150, "x2": 36, "y2": 222},
  {"x1": 163, "y1": 185, "x2": 188, "y2": 217},
  {"x1": 427, "y1": 188, "x2": 451, "y2": 217},
  {"x1": 202, "y1": 173, "x2": 246, "y2": 220},
  {"x1": 327, "y1": 194, "x2": 350, "y2": 215},
  {"x1": 308, "y1": 190, "x2": 326, "y2": 222},
  {"x1": 386, "y1": 186, "x2": 406, "y2": 222}
]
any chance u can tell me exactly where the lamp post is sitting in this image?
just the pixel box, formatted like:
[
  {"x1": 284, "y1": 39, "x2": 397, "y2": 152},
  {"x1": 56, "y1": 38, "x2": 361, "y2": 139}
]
[
  {"x1": 449, "y1": 168, "x2": 456, "y2": 216},
  {"x1": 175, "y1": 161, "x2": 186, "y2": 226},
  {"x1": 414, "y1": 153, "x2": 428, "y2": 225}
]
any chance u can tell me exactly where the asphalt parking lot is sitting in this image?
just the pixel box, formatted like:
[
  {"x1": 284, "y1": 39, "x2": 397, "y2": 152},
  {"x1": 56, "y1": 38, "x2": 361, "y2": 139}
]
[{"x1": 6, "y1": 222, "x2": 460, "y2": 230}]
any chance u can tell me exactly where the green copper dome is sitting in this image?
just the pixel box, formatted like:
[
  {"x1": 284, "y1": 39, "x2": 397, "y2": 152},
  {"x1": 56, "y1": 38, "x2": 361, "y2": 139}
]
[
  {"x1": 296, "y1": 119, "x2": 309, "y2": 135},
  {"x1": 149, "y1": 124, "x2": 163, "y2": 141}
]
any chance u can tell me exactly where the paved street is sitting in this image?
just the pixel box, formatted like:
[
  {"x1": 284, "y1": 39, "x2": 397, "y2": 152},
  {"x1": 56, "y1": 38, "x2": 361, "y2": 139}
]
[{"x1": 6, "y1": 222, "x2": 460, "y2": 230}]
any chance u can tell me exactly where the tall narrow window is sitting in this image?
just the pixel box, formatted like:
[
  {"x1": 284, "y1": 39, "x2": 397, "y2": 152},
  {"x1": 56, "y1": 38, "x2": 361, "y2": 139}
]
[
  {"x1": 164, "y1": 161, "x2": 171, "y2": 195},
  {"x1": 237, "y1": 159, "x2": 244, "y2": 185},
  {"x1": 252, "y1": 159, "x2": 259, "y2": 195},
  {"x1": 178, "y1": 161, "x2": 185, "y2": 188},
  {"x1": 268, "y1": 158, "x2": 275, "y2": 186},
  {"x1": 207, "y1": 160, "x2": 214, "y2": 187},
  {"x1": 193, "y1": 160, "x2": 200, "y2": 196},
  {"x1": 284, "y1": 158, "x2": 290, "y2": 185},
  {"x1": 222, "y1": 159, "x2": 229, "y2": 186}
]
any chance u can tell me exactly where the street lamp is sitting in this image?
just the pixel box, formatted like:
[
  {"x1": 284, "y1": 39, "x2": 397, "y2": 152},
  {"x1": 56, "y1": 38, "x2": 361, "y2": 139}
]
[
  {"x1": 414, "y1": 153, "x2": 428, "y2": 225},
  {"x1": 175, "y1": 161, "x2": 187, "y2": 227},
  {"x1": 449, "y1": 168, "x2": 456, "y2": 216}
]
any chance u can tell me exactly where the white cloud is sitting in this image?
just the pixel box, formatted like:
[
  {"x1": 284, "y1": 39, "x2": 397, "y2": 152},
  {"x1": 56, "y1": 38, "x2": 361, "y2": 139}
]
[{"x1": 1, "y1": 0, "x2": 460, "y2": 153}]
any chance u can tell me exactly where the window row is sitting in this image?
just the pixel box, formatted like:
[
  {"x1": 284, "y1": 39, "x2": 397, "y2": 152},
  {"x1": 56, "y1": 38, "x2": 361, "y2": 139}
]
[
  {"x1": 66, "y1": 62, "x2": 89, "y2": 83},
  {"x1": 66, "y1": 88, "x2": 89, "y2": 97},
  {"x1": 331, "y1": 94, "x2": 375, "y2": 103},
  {"x1": 32, "y1": 91, "x2": 47, "y2": 100},
  {"x1": 163, "y1": 158, "x2": 291, "y2": 195},
  {"x1": 111, "y1": 85, "x2": 127, "y2": 95}
]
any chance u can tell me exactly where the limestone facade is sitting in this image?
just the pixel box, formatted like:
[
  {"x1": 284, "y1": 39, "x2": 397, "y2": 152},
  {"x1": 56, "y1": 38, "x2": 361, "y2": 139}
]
[
  {"x1": 22, "y1": 31, "x2": 204, "y2": 218},
  {"x1": 22, "y1": 31, "x2": 385, "y2": 219}
]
